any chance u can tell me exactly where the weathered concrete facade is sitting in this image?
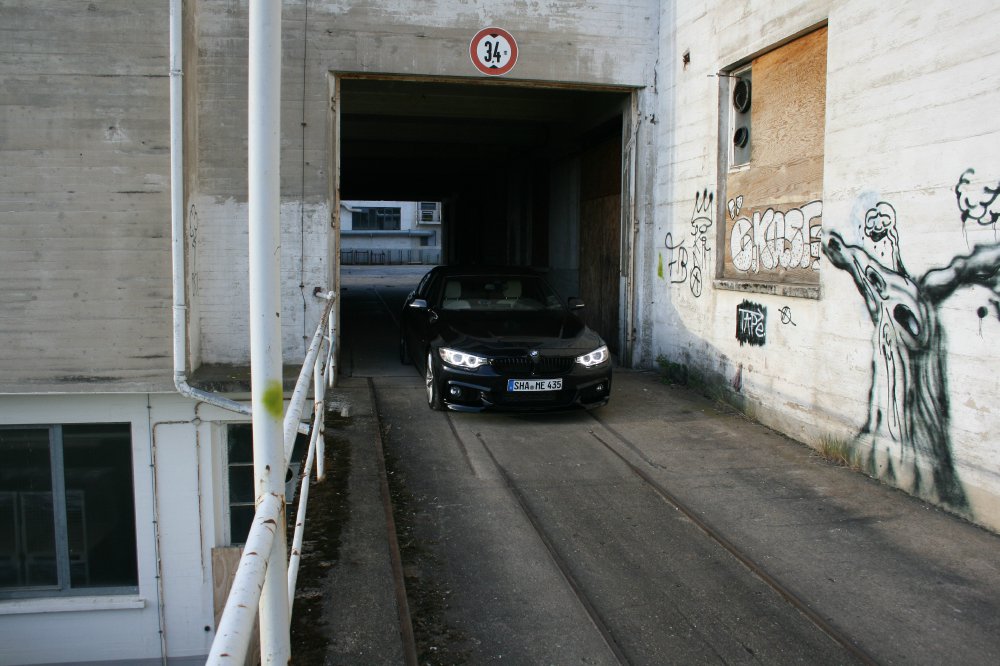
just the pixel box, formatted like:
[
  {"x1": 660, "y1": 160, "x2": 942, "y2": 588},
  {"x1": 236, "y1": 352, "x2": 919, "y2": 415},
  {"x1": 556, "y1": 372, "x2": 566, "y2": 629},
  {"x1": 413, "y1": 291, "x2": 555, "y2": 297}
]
[
  {"x1": 0, "y1": 2, "x2": 174, "y2": 392},
  {"x1": 650, "y1": 0, "x2": 1000, "y2": 528},
  {"x1": 191, "y1": 0, "x2": 657, "y2": 365},
  {"x1": 3, "y1": 0, "x2": 1000, "y2": 664},
  {"x1": 0, "y1": 1, "x2": 658, "y2": 663}
]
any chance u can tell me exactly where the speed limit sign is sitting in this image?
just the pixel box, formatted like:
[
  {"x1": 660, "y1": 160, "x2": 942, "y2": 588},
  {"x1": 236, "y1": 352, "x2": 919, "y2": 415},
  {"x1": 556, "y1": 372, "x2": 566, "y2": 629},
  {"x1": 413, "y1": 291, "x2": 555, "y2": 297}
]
[{"x1": 470, "y1": 27, "x2": 518, "y2": 76}]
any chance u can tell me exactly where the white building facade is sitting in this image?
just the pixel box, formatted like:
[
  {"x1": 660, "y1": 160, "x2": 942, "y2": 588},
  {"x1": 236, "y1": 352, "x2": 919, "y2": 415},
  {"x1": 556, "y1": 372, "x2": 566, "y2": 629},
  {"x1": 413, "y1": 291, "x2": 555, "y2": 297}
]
[{"x1": 339, "y1": 200, "x2": 442, "y2": 265}]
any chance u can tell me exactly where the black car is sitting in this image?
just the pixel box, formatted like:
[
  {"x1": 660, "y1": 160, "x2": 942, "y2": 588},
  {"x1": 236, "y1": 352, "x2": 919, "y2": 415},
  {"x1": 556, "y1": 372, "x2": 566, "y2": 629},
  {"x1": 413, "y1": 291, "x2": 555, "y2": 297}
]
[{"x1": 399, "y1": 266, "x2": 612, "y2": 412}]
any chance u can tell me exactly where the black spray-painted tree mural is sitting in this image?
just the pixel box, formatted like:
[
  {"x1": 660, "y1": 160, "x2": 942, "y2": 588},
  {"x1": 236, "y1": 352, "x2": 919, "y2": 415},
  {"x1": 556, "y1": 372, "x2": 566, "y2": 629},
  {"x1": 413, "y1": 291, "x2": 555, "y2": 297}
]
[{"x1": 823, "y1": 169, "x2": 1000, "y2": 512}]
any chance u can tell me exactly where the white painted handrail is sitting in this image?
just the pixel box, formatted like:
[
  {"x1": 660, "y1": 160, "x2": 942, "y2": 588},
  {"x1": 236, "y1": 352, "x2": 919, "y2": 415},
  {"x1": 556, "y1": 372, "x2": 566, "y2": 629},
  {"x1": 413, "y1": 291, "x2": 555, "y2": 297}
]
[
  {"x1": 207, "y1": 291, "x2": 337, "y2": 665},
  {"x1": 207, "y1": 492, "x2": 283, "y2": 664},
  {"x1": 288, "y1": 404, "x2": 323, "y2": 610},
  {"x1": 283, "y1": 293, "x2": 336, "y2": 464}
]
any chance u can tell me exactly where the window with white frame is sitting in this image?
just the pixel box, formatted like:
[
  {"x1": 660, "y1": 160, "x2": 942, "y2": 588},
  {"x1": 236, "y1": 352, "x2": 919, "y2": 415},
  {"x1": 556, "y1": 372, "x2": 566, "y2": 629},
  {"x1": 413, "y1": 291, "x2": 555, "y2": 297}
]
[
  {"x1": 226, "y1": 424, "x2": 256, "y2": 546},
  {"x1": 353, "y1": 206, "x2": 402, "y2": 231},
  {"x1": 226, "y1": 424, "x2": 308, "y2": 546},
  {"x1": 0, "y1": 424, "x2": 138, "y2": 598}
]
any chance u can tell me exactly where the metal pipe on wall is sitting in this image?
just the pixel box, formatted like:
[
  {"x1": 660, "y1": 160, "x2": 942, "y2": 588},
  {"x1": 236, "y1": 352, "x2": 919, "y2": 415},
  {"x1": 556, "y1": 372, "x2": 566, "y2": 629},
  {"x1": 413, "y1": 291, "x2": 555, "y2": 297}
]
[
  {"x1": 247, "y1": 1, "x2": 290, "y2": 662},
  {"x1": 169, "y1": 0, "x2": 254, "y2": 419}
]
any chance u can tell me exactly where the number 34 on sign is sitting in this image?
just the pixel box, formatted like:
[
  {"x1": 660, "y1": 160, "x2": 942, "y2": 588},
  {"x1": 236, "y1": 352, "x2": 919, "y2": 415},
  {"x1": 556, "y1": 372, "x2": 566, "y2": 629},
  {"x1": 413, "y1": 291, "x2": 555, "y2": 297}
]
[{"x1": 470, "y1": 27, "x2": 518, "y2": 76}]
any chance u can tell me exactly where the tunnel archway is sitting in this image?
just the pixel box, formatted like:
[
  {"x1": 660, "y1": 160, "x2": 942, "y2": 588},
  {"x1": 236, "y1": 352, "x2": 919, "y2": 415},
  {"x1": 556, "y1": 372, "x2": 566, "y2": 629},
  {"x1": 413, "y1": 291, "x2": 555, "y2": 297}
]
[{"x1": 331, "y1": 76, "x2": 637, "y2": 360}]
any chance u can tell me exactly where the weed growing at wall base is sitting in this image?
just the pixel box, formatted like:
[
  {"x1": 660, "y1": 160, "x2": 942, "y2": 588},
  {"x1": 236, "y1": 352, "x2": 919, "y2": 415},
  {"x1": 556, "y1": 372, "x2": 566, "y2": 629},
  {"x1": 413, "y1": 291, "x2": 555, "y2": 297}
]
[{"x1": 817, "y1": 436, "x2": 861, "y2": 471}]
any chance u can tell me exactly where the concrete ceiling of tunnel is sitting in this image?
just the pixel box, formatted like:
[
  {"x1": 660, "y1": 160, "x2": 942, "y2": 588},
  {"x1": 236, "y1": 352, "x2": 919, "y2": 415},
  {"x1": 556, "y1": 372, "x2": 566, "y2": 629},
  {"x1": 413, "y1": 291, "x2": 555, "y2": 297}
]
[{"x1": 338, "y1": 78, "x2": 630, "y2": 201}]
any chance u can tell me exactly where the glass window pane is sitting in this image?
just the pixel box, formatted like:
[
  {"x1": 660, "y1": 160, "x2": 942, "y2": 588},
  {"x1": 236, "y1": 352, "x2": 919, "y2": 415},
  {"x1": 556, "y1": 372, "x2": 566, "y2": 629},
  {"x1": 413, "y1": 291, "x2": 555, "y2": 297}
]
[
  {"x1": 229, "y1": 505, "x2": 255, "y2": 546},
  {"x1": 227, "y1": 424, "x2": 254, "y2": 464},
  {"x1": 228, "y1": 465, "x2": 255, "y2": 504},
  {"x1": 0, "y1": 429, "x2": 56, "y2": 589},
  {"x1": 62, "y1": 424, "x2": 137, "y2": 589},
  {"x1": 0, "y1": 492, "x2": 16, "y2": 586}
]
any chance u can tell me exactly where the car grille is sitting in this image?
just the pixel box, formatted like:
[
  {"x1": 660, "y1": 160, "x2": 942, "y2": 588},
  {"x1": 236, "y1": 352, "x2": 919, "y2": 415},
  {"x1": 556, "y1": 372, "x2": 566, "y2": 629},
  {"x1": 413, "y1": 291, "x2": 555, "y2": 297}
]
[{"x1": 490, "y1": 355, "x2": 575, "y2": 375}]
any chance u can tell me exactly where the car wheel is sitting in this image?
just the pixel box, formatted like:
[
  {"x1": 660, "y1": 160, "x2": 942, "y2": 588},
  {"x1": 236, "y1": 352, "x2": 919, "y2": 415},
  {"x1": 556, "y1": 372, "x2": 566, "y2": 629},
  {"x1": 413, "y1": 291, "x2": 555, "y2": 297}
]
[
  {"x1": 426, "y1": 351, "x2": 444, "y2": 411},
  {"x1": 399, "y1": 332, "x2": 412, "y2": 365}
]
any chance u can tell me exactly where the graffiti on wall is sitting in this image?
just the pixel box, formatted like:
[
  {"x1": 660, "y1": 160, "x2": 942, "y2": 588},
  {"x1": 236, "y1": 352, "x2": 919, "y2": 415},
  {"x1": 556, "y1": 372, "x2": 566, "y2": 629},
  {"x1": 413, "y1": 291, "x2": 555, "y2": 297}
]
[
  {"x1": 956, "y1": 168, "x2": 1000, "y2": 230},
  {"x1": 823, "y1": 169, "x2": 1000, "y2": 512},
  {"x1": 736, "y1": 300, "x2": 766, "y2": 346},
  {"x1": 729, "y1": 197, "x2": 823, "y2": 274},
  {"x1": 778, "y1": 305, "x2": 796, "y2": 326},
  {"x1": 660, "y1": 189, "x2": 714, "y2": 297}
]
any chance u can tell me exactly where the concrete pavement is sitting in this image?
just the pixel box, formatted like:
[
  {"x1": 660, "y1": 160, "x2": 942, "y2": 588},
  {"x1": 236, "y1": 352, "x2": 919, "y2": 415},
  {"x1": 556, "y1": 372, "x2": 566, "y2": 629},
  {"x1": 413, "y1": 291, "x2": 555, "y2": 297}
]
[
  {"x1": 290, "y1": 268, "x2": 1000, "y2": 664},
  {"x1": 293, "y1": 370, "x2": 1000, "y2": 664}
]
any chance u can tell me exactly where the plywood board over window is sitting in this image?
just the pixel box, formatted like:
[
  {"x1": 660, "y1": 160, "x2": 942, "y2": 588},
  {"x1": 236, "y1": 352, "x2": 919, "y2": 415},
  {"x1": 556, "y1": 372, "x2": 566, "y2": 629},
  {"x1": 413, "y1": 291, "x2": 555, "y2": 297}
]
[{"x1": 722, "y1": 26, "x2": 827, "y2": 287}]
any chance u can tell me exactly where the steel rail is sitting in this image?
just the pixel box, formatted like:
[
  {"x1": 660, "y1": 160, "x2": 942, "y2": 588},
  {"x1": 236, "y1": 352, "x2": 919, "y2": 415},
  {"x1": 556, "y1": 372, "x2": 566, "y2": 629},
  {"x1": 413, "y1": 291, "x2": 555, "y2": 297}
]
[
  {"x1": 585, "y1": 413, "x2": 879, "y2": 666},
  {"x1": 467, "y1": 426, "x2": 631, "y2": 665},
  {"x1": 420, "y1": 407, "x2": 874, "y2": 665},
  {"x1": 368, "y1": 378, "x2": 420, "y2": 666}
]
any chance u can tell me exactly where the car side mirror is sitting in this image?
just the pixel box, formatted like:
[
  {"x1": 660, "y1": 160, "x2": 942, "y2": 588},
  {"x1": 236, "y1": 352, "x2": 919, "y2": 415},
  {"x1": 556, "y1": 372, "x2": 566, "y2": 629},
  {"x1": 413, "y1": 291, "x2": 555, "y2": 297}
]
[
  {"x1": 409, "y1": 298, "x2": 428, "y2": 309},
  {"x1": 568, "y1": 297, "x2": 585, "y2": 310}
]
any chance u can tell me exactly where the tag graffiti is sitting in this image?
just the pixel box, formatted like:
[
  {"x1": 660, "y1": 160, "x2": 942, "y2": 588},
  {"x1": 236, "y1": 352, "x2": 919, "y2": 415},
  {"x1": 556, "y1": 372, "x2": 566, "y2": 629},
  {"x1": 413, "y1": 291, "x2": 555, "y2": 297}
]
[
  {"x1": 736, "y1": 300, "x2": 766, "y2": 346},
  {"x1": 661, "y1": 189, "x2": 714, "y2": 297},
  {"x1": 729, "y1": 198, "x2": 823, "y2": 274}
]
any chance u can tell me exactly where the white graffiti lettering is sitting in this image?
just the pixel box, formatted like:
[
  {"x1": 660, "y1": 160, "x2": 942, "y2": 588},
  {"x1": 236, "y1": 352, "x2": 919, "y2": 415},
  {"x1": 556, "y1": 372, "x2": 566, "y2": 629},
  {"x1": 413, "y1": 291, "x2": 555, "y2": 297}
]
[
  {"x1": 737, "y1": 306, "x2": 765, "y2": 340},
  {"x1": 729, "y1": 199, "x2": 823, "y2": 274}
]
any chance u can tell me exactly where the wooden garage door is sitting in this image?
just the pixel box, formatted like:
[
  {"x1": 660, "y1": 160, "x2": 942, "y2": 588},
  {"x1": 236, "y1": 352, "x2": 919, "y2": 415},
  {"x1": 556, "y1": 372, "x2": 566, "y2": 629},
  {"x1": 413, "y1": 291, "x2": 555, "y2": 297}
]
[{"x1": 579, "y1": 120, "x2": 622, "y2": 354}]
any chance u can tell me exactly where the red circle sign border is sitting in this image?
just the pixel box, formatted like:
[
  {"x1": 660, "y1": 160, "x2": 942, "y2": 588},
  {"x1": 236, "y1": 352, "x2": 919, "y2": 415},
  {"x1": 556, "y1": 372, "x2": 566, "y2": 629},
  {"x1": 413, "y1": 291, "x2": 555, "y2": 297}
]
[{"x1": 470, "y1": 27, "x2": 518, "y2": 76}]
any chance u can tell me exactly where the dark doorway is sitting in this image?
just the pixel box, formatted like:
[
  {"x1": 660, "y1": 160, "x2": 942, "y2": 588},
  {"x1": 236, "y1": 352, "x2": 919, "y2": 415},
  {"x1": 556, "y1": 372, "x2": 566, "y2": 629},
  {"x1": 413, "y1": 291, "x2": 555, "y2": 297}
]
[
  {"x1": 579, "y1": 119, "x2": 622, "y2": 354},
  {"x1": 335, "y1": 76, "x2": 633, "y2": 357}
]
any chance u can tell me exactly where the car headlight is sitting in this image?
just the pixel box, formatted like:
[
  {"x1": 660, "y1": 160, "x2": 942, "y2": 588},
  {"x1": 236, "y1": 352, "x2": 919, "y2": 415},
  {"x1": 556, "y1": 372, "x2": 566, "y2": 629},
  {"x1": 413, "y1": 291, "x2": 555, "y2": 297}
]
[
  {"x1": 576, "y1": 345, "x2": 609, "y2": 367},
  {"x1": 439, "y1": 347, "x2": 487, "y2": 370}
]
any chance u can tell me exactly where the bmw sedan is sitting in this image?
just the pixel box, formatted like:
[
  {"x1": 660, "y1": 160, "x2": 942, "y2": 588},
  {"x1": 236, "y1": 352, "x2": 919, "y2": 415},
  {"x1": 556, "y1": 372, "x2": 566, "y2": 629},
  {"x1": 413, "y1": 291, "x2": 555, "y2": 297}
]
[{"x1": 399, "y1": 266, "x2": 612, "y2": 412}]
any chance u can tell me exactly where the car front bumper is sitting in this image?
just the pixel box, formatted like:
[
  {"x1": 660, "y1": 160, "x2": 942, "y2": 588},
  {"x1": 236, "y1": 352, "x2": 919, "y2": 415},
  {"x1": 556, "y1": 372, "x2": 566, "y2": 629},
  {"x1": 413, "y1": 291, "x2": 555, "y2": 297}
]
[{"x1": 434, "y1": 362, "x2": 612, "y2": 413}]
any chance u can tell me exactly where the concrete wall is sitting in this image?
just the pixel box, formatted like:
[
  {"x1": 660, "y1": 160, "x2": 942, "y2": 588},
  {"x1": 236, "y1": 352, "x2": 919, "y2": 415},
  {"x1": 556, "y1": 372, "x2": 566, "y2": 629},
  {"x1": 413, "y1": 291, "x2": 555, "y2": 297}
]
[
  {"x1": 0, "y1": 2, "x2": 174, "y2": 393},
  {"x1": 0, "y1": 0, "x2": 660, "y2": 381},
  {"x1": 649, "y1": 0, "x2": 1000, "y2": 531},
  {"x1": 191, "y1": 0, "x2": 660, "y2": 365}
]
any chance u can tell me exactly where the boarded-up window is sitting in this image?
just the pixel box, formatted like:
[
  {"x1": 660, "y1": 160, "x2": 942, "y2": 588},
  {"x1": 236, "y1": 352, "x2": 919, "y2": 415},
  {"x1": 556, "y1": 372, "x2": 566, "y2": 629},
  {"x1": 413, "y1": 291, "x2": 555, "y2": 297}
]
[{"x1": 722, "y1": 27, "x2": 827, "y2": 286}]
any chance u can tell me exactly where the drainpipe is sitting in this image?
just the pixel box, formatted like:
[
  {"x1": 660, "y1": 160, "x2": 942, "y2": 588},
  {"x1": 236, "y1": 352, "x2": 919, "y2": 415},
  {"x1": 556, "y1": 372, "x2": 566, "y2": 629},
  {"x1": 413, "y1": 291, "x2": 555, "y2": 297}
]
[
  {"x1": 170, "y1": 3, "x2": 296, "y2": 661},
  {"x1": 248, "y1": 1, "x2": 290, "y2": 662},
  {"x1": 169, "y1": 0, "x2": 253, "y2": 418}
]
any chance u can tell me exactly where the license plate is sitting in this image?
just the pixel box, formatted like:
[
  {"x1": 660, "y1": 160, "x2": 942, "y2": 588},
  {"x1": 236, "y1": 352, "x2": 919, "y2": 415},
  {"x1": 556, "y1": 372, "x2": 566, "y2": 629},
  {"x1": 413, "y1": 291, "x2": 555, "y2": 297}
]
[{"x1": 507, "y1": 378, "x2": 562, "y2": 392}]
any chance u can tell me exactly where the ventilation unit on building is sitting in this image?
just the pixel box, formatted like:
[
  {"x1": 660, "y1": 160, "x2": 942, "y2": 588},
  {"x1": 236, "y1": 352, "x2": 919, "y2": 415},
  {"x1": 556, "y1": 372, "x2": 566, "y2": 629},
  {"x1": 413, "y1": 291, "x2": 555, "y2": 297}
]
[{"x1": 419, "y1": 201, "x2": 441, "y2": 224}]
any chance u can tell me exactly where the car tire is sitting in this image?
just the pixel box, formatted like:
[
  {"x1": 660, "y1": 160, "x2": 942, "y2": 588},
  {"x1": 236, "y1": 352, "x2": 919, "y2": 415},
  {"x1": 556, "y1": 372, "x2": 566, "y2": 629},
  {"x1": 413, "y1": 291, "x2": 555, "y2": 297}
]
[
  {"x1": 426, "y1": 351, "x2": 444, "y2": 411},
  {"x1": 399, "y1": 332, "x2": 412, "y2": 365}
]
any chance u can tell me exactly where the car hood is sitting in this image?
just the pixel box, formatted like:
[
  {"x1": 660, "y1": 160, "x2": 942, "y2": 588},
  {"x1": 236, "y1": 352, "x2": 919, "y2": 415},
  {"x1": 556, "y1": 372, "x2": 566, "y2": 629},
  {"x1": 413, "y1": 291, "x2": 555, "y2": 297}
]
[{"x1": 434, "y1": 310, "x2": 604, "y2": 355}]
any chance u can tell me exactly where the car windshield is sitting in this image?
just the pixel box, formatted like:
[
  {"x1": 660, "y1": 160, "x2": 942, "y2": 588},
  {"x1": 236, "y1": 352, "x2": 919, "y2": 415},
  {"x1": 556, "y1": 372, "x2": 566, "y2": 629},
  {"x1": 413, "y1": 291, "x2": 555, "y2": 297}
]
[{"x1": 437, "y1": 275, "x2": 564, "y2": 312}]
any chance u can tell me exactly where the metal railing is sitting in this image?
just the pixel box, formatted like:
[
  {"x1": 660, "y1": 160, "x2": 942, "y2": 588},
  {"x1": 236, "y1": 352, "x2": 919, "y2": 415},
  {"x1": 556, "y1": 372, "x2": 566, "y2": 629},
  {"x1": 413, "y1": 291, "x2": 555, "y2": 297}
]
[
  {"x1": 340, "y1": 247, "x2": 441, "y2": 265},
  {"x1": 207, "y1": 291, "x2": 337, "y2": 664}
]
